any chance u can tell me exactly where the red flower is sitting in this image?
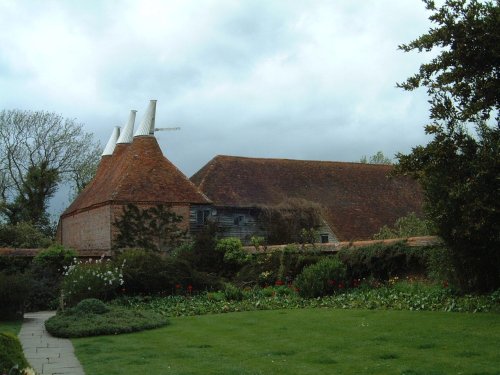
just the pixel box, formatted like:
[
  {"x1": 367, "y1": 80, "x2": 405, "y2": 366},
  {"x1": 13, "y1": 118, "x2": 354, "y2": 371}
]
[
  {"x1": 338, "y1": 283, "x2": 344, "y2": 289},
  {"x1": 328, "y1": 279, "x2": 336, "y2": 286},
  {"x1": 275, "y1": 280, "x2": 284, "y2": 286},
  {"x1": 187, "y1": 285, "x2": 193, "y2": 292},
  {"x1": 175, "y1": 284, "x2": 181, "y2": 289}
]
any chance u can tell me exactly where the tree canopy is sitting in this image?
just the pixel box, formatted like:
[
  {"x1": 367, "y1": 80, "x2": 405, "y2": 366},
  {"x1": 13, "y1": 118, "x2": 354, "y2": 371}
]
[
  {"x1": 0, "y1": 109, "x2": 101, "y2": 232},
  {"x1": 396, "y1": 0, "x2": 499, "y2": 292}
]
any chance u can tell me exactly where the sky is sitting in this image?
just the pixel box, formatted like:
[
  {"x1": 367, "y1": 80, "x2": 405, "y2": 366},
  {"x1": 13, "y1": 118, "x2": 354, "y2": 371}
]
[{"x1": 0, "y1": 0, "x2": 435, "y2": 215}]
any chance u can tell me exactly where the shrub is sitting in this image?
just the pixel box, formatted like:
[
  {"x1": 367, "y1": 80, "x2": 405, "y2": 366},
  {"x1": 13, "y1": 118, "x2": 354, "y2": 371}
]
[
  {"x1": 216, "y1": 238, "x2": 248, "y2": 264},
  {"x1": 0, "y1": 272, "x2": 31, "y2": 319},
  {"x1": 223, "y1": 283, "x2": 244, "y2": 301},
  {"x1": 337, "y1": 242, "x2": 429, "y2": 281},
  {"x1": 0, "y1": 256, "x2": 32, "y2": 274},
  {"x1": 61, "y1": 257, "x2": 124, "y2": 306},
  {"x1": 373, "y1": 212, "x2": 435, "y2": 239},
  {"x1": 0, "y1": 221, "x2": 52, "y2": 248},
  {"x1": 234, "y1": 247, "x2": 322, "y2": 287},
  {"x1": 73, "y1": 298, "x2": 110, "y2": 315},
  {"x1": 294, "y1": 257, "x2": 347, "y2": 298},
  {"x1": 27, "y1": 245, "x2": 77, "y2": 311},
  {"x1": 0, "y1": 333, "x2": 29, "y2": 373},
  {"x1": 45, "y1": 305, "x2": 168, "y2": 338},
  {"x1": 116, "y1": 249, "x2": 197, "y2": 295}
]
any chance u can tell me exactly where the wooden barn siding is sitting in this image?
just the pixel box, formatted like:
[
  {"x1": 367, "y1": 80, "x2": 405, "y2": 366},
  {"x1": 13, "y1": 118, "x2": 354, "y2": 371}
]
[
  {"x1": 189, "y1": 206, "x2": 265, "y2": 243},
  {"x1": 189, "y1": 206, "x2": 338, "y2": 245}
]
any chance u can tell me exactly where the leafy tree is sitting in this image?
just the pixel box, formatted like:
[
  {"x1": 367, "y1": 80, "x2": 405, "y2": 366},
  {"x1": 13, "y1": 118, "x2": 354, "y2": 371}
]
[
  {"x1": 0, "y1": 109, "x2": 101, "y2": 228},
  {"x1": 396, "y1": 0, "x2": 500, "y2": 292},
  {"x1": 373, "y1": 212, "x2": 435, "y2": 240},
  {"x1": 0, "y1": 221, "x2": 52, "y2": 248},
  {"x1": 2, "y1": 161, "x2": 58, "y2": 232},
  {"x1": 360, "y1": 151, "x2": 393, "y2": 164},
  {"x1": 113, "y1": 204, "x2": 186, "y2": 252}
]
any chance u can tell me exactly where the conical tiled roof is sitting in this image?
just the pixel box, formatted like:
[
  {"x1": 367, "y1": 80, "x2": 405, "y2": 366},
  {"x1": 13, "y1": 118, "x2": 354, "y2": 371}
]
[{"x1": 62, "y1": 108, "x2": 209, "y2": 217}]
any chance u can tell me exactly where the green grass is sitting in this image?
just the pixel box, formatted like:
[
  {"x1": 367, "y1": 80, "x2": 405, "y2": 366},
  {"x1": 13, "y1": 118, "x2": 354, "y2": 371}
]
[
  {"x1": 0, "y1": 321, "x2": 22, "y2": 335},
  {"x1": 73, "y1": 309, "x2": 500, "y2": 375}
]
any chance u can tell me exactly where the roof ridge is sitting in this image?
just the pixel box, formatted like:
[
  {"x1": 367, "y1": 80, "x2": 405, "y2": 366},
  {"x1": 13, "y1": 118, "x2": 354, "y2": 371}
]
[{"x1": 212, "y1": 154, "x2": 393, "y2": 167}]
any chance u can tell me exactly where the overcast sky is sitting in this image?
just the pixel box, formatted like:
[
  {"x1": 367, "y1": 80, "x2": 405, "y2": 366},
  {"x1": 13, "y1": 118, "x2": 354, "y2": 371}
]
[{"x1": 0, "y1": 0, "x2": 435, "y2": 215}]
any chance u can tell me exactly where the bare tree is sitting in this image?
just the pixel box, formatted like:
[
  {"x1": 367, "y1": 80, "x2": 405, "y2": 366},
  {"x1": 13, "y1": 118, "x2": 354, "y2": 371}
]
[{"x1": 0, "y1": 109, "x2": 101, "y2": 228}]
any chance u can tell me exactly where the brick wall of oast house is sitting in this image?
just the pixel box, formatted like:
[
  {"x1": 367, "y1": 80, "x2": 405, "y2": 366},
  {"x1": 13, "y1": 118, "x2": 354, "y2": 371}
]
[
  {"x1": 61, "y1": 205, "x2": 112, "y2": 250},
  {"x1": 61, "y1": 203, "x2": 191, "y2": 250}
]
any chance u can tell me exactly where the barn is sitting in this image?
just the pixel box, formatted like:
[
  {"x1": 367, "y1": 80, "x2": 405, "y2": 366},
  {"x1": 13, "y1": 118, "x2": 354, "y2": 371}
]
[{"x1": 190, "y1": 155, "x2": 423, "y2": 243}]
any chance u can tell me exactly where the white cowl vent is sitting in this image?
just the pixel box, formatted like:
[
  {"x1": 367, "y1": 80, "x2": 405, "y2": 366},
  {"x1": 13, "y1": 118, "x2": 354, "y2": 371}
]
[
  {"x1": 134, "y1": 100, "x2": 157, "y2": 137},
  {"x1": 116, "y1": 110, "x2": 137, "y2": 144},
  {"x1": 101, "y1": 126, "x2": 121, "y2": 156}
]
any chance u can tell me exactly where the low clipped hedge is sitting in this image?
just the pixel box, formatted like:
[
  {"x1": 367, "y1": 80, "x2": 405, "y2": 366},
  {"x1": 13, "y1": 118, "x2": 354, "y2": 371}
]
[
  {"x1": 45, "y1": 299, "x2": 169, "y2": 338},
  {"x1": 338, "y1": 242, "x2": 430, "y2": 281},
  {"x1": 0, "y1": 333, "x2": 29, "y2": 373}
]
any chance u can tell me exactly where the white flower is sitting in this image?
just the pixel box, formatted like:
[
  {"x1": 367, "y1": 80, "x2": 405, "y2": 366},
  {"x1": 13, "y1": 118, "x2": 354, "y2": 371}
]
[{"x1": 22, "y1": 367, "x2": 36, "y2": 375}]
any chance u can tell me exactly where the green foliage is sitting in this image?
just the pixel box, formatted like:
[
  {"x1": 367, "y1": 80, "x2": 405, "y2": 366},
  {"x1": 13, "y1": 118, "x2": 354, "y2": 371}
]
[
  {"x1": 373, "y1": 212, "x2": 435, "y2": 239},
  {"x1": 223, "y1": 283, "x2": 244, "y2": 301},
  {"x1": 117, "y1": 282, "x2": 499, "y2": 317},
  {"x1": 0, "y1": 272, "x2": 31, "y2": 319},
  {"x1": 0, "y1": 222, "x2": 52, "y2": 248},
  {"x1": 258, "y1": 198, "x2": 323, "y2": 245},
  {"x1": 45, "y1": 305, "x2": 168, "y2": 338},
  {"x1": 360, "y1": 151, "x2": 393, "y2": 164},
  {"x1": 337, "y1": 242, "x2": 429, "y2": 281},
  {"x1": 179, "y1": 222, "x2": 224, "y2": 273},
  {"x1": 234, "y1": 247, "x2": 321, "y2": 287},
  {"x1": 3, "y1": 161, "x2": 59, "y2": 232},
  {"x1": 74, "y1": 298, "x2": 110, "y2": 315},
  {"x1": 396, "y1": 0, "x2": 500, "y2": 292},
  {"x1": 0, "y1": 256, "x2": 31, "y2": 274},
  {"x1": 0, "y1": 333, "x2": 29, "y2": 374},
  {"x1": 116, "y1": 249, "x2": 197, "y2": 295},
  {"x1": 397, "y1": 0, "x2": 499, "y2": 123},
  {"x1": 113, "y1": 204, "x2": 186, "y2": 252},
  {"x1": 61, "y1": 257, "x2": 124, "y2": 306},
  {"x1": 294, "y1": 257, "x2": 347, "y2": 298},
  {"x1": 28, "y1": 245, "x2": 76, "y2": 311},
  {"x1": 250, "y1": 236, "x2": 266, "y2": 251},
  {"x1": 215, "y1": 238, "x2": 249, "y2": 265}
]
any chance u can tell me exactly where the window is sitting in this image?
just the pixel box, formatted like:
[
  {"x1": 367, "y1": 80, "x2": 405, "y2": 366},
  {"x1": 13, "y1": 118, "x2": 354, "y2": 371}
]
[
  {"x1": 196, "y1": 210, "x2": 211, "y2": 225},
  {"x1": 233, "y1": 215, "x2": 244, "y2": 226},
  {"x1": 320, "y1": 234, "x2": 329, "y2": 243}
]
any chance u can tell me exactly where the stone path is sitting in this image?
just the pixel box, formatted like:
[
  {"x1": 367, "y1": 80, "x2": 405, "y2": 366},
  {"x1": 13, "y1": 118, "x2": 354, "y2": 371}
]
[{"x1": 19, "y1": 312, "x2": 85, "y2": 375}]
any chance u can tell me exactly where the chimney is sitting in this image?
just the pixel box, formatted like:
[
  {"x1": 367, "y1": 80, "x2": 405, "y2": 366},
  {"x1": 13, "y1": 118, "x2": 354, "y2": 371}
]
[
  {"x1": 134, "y1": 100, "x2": 157, "y2": 137},
  {"x1": 101, "y1": 126, "x2": 121, "y2": 156},
  {"x1": 117, "y1": 110, "x2": 137, "y2": 144}
]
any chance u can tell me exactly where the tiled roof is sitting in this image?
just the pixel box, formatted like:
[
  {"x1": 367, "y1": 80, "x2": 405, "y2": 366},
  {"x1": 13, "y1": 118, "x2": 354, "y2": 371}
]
[
  {"x1": 62, "y1": 136, "x2": 210, "y2": 217},
  {"x1": 190, "y1": 155, "x2": 423, "y2": 241}
]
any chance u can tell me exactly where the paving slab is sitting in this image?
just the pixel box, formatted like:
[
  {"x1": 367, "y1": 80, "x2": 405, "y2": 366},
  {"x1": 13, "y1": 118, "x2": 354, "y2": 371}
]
[{"x1": 19, "y1": 312, "x2": 85, "y2": 375}]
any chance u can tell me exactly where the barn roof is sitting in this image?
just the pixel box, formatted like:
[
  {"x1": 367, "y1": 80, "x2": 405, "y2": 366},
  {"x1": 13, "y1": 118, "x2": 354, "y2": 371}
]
[{"x1": 190, "y1": 155, "x2": 423, "y2": 241}]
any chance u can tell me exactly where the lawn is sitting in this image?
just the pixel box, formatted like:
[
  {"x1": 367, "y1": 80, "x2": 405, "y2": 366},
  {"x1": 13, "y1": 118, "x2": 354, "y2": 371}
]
[
  {"x1": 0, "y1": 320, "x2": 22, "y2": 335},
  {"x1": 73, "y1": 308, "x2": 500, "y2": 375}
]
